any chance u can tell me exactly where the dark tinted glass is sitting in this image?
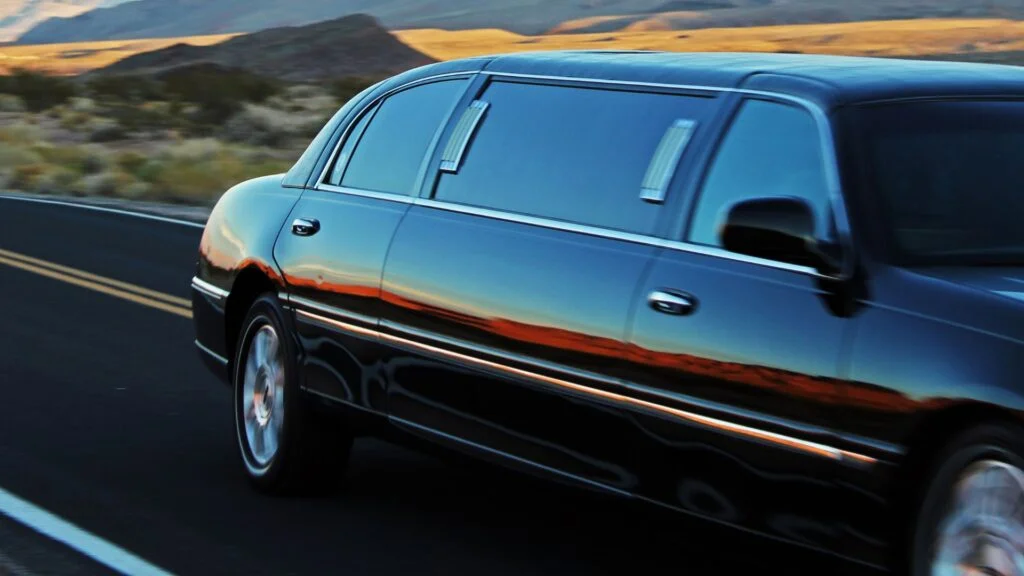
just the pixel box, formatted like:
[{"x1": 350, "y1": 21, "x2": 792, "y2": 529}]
[
  {"x1": 342, "y1": 79, "x2": 467, "y2": 195},
  {"x1": 326, "y1": 103, "x2": 378, "y2": 185},
  {"x1": 856, "y1": 100, "x2": 1024, "y2": 265},
  {"x1": 688, "y1": 99, "x2": 829, "y2": 247},
  {"x1": 283, "y1": 80, "x2": 382, "y2": 188},
  {"x1": 433, "y1": 81, "x2": 712, "y2": 234}
]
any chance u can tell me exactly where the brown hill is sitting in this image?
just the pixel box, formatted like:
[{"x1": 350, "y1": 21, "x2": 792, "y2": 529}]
[{"x1": 95, "y1": 13, "x2": 434, "y2": 82}]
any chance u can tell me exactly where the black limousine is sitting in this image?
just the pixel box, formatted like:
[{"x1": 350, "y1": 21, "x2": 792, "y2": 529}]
[{"x1": 190, "y1": 51, "x2": 1024, "y2": 575}]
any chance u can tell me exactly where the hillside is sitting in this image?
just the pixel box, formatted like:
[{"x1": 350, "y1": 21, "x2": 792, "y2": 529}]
[
  {"x1": 0, "y1": 0, "x2": 132, "y2": 42},
  {"x1": 15, "y1": 0, "x2": 1024, "y2": 45},
  {"x1": 93, "y1": 14, "x2": 435, "y2": 82}
]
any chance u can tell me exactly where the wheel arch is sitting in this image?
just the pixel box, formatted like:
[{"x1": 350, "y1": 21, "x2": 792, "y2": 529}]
[
  {"x1": 889, "y1": 400, "x2": 1023, "y2": 565},
  {"x1": 225, "y1": 266, "x2": 280, "y2": 371}
]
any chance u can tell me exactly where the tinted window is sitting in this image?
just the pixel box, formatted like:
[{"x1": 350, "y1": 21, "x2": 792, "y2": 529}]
[
  {"x1": 433, "y1": 81, "x2": 712, "y2": 234},
  {"x1": 688, "y1": 99, "x2": 830, "y2": 247},
  {"x1": 283, "y1": 79, "x2": 383, "y2": 188},
  {"x1": 342, "y1": 79, "x2": 467, "y2": 195},
  {"x1": 855, "y1": 100, "x2": 1024, "y2": 265},
  {"x1": 326, "y1": 103, "x2": 378, "y2": 185}
]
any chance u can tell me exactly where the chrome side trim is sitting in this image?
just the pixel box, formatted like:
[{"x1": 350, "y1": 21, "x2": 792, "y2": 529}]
[
  {"x1": 384, "y1": 320, "x2": 903, "y2": 459},
  {"x1": 294, "y1": 309, "x2": 378, "y2": 340},
  {"x1": 288, "y1": 294, "x2": 377, "y2": 328},
  {"x1": 392, "y1": 416, "x2": 634, "y2": 497},
  {"x1": 194, "y1": 339, "x2": 228, "y2": 365},
  {"x1": 294, "y1": 304, "x2": 876, "y2": 465},
  {"x1": 315, "y1": 72, "x2": 477, "y2": 188},
  {"x1": 380, "y1": 325, "x2": 873, "y2": 465},
  {"x1": 191, "y1": 276, "x2": 229, "y2": 300},
  {"x1": 415, "y1": 198, "x2": 820, "y2": 276}
]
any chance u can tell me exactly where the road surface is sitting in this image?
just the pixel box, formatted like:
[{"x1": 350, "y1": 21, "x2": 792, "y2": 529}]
[{"x1": 0, "y1": 195, "x2": 853, "y2": 575}]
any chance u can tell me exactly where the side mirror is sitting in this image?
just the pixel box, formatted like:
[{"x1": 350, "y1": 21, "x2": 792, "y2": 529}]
[{"x1": 719, "y1": 197, "x2": 842, "y2": 276}]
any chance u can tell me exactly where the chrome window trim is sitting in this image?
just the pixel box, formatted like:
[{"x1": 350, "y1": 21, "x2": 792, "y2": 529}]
[
  {"x1": 310, "y1": 68, "x2": 854, "y2": 280},
  {"x1": 191, "y1": 276, "x2": 229, "y2": 300},
  {"x1": 316, "y1": 183, "x2": 415, "y2": 205},
  {"x1": 314, "y1": 71, "x2": 477, "y2": 188},
  {"x1": 414, "y1": 198, "x2": 820, "y2": 276}
]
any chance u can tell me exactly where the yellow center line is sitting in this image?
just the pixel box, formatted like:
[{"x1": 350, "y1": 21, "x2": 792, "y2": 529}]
[
  {"x1": 0, "y1": 251, "x2": 192, "y2": 319},
  {"x1": 0, "y1": 247, "x2": 191, "y2": 308}
]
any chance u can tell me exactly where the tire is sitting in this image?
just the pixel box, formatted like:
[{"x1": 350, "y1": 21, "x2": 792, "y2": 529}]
[
  {"x1": 909, "y1": 423, "x2": 1024, "y2": 576},
  {"x1": 231, "y1": 293, "x2": 352, "y2": 496}
]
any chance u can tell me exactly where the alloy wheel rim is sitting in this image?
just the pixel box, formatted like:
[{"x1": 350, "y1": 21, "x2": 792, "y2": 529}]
[
  {"x1": 932, "y1": 460, "x2": 1024, "y2": 576},
  {"x1": 241, "y1": 324, "x2": 285, "y2": 468}
]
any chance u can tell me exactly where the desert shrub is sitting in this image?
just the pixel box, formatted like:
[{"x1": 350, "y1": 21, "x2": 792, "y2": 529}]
[
  {"x1": 59, "y1": 110, "x2": 92, "y2": 130},
  {"x1": 85, "y1": 74, "x2": 163, "y2": 103},
  {"x1": 8, "y1": 163, "x2": 47, "y2": 190},
  {"x1": 140, "y1": 144, "x2": 290, "y2": 203},
  {"x1": 284, "y1": 85, "x2": 321, "y2": 100},
  {"x1": 33, "y1": 166, "x2": 78, "y2": 195},
  {"x1": 0, "y1": 122, "x2": 45, "y2": 145},
  {"x1": 68, "y1": 97, "x2": 97, "y2": 113},
  {"x1": 80, "y1": 144, "x2": 113, "y2": 174},
  {"x1": 158, "y1": 65, "x2": 282, "y2": 126},
  {"x1": 122, "y1": 181, "x2": 152, "y2": 199},
  {"x1": 0, "y1": 69, "x2": 77, "y2": 112},
  {"x1": 116, "y1": 151, "x2": 148, "y2": 177},
  {"x1": 0, "y1": 143, "x2": 43, "y2": 170},
  {"x1": 87, "y1": 118, "x2": 127, "y2": 142},
  {"x1": 76, "y1": 170, "x2": 134, "y2": 197},
  {"x1": 0, "y1": 94, "x2": 26, "y2": 113},
  {"x1": 222, "y1": 104, "x2": 307, "y2": 147}
]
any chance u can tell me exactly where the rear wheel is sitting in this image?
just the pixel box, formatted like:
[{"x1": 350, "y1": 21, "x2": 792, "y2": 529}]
[
  {"x1": 231, "y1": 293, "x2": 352, "y2": 495},
  {"x1": 911, "y1": 424, "x2": 1024, "y2": 576}
]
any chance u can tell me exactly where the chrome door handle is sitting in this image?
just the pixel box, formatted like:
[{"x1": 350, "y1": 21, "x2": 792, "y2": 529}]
[
  {"x1": 291, "y1": 218, "x2": 320, "y2": 237},
  {"x1": 648, "y1": 290, "x2": 696, "y2": 316}
]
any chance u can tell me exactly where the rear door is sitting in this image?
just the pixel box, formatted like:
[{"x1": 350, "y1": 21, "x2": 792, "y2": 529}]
[
  {"x1": 379, "y1": 76, "x2": 721, "y2": 491},
  {"x1": 273, "y1": 76, "x2": 471, "y2": 410},
  {"x1": 625, "y1": 96, "x2": 854, "y2": 550}
]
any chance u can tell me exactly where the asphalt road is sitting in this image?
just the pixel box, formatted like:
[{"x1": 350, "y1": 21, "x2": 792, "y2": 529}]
[{"x1": 0, "y1": 196, "x2": 853, "y2": 575}]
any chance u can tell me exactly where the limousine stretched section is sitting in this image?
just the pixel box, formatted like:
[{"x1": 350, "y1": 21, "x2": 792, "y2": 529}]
[{"x1": 190, "y1": 51, "x2": 1024, "y2": 575}]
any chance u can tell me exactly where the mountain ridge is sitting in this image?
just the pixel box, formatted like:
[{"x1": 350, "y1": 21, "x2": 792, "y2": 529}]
[{"x1": 90, "y1": 13, "x2": 436, "y2": 82}]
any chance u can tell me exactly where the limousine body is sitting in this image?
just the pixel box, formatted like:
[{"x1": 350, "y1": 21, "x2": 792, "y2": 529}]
[{"x1": 190, "y1": 51, "x2": 1024, "y2": 574}]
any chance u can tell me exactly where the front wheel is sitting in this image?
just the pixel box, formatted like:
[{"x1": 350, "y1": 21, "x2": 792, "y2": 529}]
[
  {"x1": 911, "y1": 424, "x2": 1024, "y2": 576},
  {"x1": 232, "y1": 293, "x2": 352, "y2": 495}
]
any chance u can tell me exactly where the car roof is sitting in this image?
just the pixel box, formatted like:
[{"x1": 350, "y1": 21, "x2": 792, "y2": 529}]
[{"x1": 399, "y1": 50, "x2": 1024, "y2": 111}]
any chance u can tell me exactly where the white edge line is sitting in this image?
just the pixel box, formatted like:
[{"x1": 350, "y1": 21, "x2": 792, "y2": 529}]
[
  {"x1": 0, "y1": 485, "x2": 175, "y2": 576},
  {"x1": 0, "y1": 194, "x2": 206, "y2": 230}
]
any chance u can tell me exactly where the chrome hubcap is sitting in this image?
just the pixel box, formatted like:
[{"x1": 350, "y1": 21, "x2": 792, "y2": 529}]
[
  {"x1": 241, "y1": 325, "x2": 284, "y2": 467},
  {"x1": 933, "y1": 460, "x2": 1024, "y2": 576}
]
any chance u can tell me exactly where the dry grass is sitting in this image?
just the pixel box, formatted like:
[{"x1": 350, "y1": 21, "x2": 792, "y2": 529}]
[
  {"x1": 0, "y1": 34, "x2": 240, "y2": 75},
  {"x1": 396, "y1": 18, "x2": 1024, "y2": 61}
]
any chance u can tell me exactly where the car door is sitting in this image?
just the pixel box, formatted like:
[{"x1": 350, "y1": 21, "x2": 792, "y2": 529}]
[
  {"x1": 625, "y1": 97, "x2": 856, "y2": 550},
  {"x1": 379, "y1": 76, "x2": 721, "y2": 492},
  {"x1": 273, "y1": 76, "x2": 471, "y2": 410}
]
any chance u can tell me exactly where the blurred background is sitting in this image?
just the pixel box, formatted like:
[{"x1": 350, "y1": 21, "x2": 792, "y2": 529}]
[{"x1": 0, "y1": 0, "x2": 1020, "y2": 206}]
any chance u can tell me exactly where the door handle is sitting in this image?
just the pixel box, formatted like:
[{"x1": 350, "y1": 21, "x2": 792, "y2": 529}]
[
  {"x1": 647, "y1": 290, "x2": 696, "y2": 316},
  {"x1": 291, "y1": 218, "x2": 320, "y2": 237}
]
